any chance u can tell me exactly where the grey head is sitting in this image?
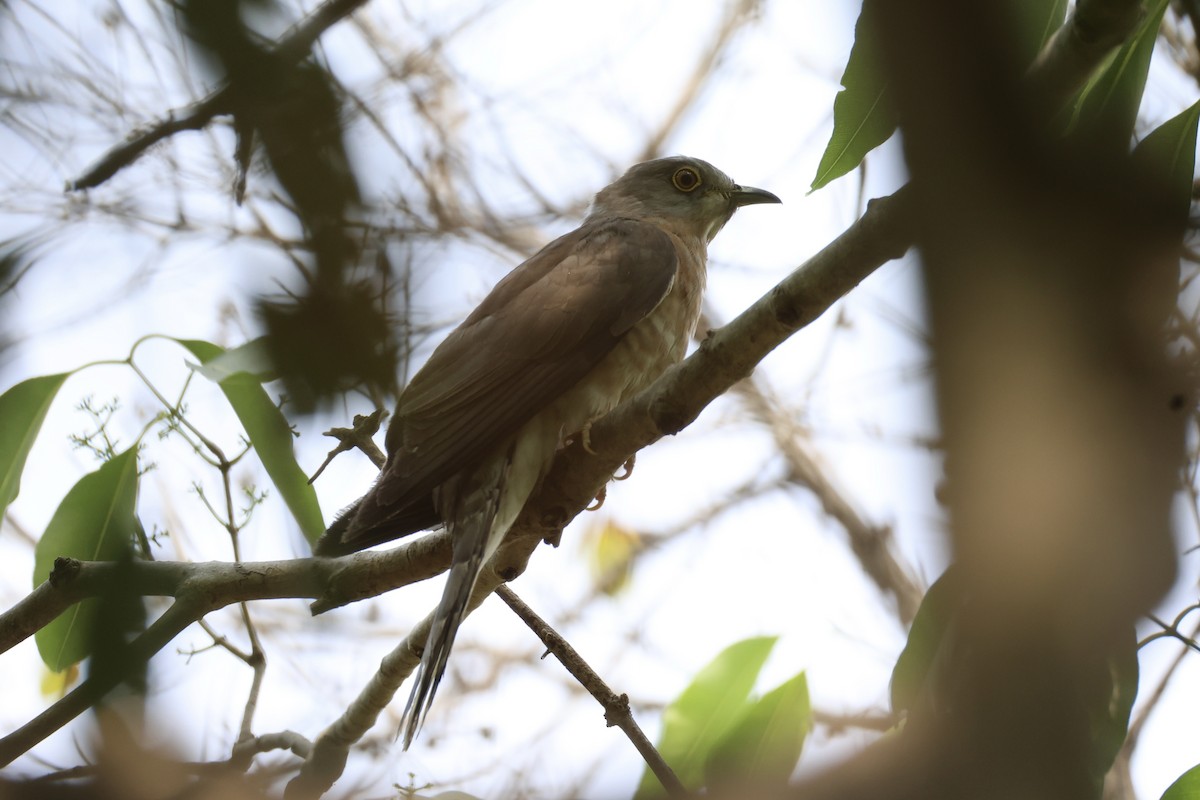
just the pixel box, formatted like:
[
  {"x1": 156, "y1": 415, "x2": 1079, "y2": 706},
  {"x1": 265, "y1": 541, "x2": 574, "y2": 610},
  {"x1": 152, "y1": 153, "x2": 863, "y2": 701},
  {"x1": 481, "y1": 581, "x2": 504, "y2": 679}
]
[{"x1": 585, "y1": 156, "x2": 781, "y2": 242}]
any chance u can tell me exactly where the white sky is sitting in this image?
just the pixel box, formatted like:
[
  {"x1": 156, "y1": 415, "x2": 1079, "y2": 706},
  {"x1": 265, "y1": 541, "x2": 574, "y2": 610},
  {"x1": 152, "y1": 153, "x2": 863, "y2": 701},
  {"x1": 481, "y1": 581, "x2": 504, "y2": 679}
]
[{"x1": 1, "y1": 1, "x2": 1198, "y2": 798}]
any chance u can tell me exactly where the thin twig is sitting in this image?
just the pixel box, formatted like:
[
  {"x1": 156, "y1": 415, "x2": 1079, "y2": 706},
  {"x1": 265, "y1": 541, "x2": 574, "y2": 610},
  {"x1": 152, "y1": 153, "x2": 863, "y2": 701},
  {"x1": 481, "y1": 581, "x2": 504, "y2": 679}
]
[
  {"x1": 1130, "y1": 616, "x2": 1200, "y2": 746},
  {"x1": 716, "y1": 335, "x2": 924, "y2": 624},
  {"x1": 66, "y1": 0, "x2": 371, "y2": 191},
  {"x1": 638, "y1": 0, "x2": 763, "y2": 163},
  {"x1": 496, "y1": 585, "x2": 687, "y2": 798}
]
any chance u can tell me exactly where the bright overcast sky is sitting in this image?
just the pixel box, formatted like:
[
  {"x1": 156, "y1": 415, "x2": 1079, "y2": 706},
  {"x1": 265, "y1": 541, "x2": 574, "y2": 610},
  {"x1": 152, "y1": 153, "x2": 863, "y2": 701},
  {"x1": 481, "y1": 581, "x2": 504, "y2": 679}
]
[{"x1": 1, "y1": 2, "x2": 1198, "y2": 798}]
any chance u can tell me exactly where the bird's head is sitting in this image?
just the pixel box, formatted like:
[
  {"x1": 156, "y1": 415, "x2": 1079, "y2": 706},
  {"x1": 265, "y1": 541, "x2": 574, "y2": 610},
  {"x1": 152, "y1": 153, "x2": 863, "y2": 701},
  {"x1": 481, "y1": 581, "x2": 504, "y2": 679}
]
[{"x1": 586, "y1": 156, "x2": 780, "y2": 242}]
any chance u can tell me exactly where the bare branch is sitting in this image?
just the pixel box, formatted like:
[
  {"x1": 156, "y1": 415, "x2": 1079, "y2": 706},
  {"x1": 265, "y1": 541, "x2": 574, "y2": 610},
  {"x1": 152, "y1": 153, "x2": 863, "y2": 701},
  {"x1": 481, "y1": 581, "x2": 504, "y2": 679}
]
[
  {"x1": 0, "y1": 595, "x2": 198, "y2": 766},
  {"x1": 638, "y1": 0, "x2": 763, "y2": 163},
  {"x1": 66, "y1": 0, "x2": 371, "y2": 192},
  {"x1": 0, "y1": 542, "x2": 453, "y2": 658},
  {"x1": 496, "y1": 586, "x2": 687, "y2": 798},
  {"x1": 719, "y1": 330, "x2": 925, "y2": 624},
  {"x1": 512, "y1": 187, "x2": 914, "y2": 543}
]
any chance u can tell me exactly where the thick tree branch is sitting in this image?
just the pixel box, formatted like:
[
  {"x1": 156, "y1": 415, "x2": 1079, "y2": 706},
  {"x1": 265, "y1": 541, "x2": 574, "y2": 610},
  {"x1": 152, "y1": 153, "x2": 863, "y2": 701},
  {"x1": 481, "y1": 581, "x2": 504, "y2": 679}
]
[
  {"x1": 0, "y1": 180, "x2": 914, "y2": 779},
  {"x1": 729, "y1": 1, "x2": 1179, "y2": 798},
  {"x1": 510, "y1": 186, "x2": 915, "y2": 539},
  {"x1": 0, "y1": 538, "x2": 453, "y2": 657},
  {"x1": 280, "y1": 186, "x2": 916, "y2": 795},
  {"x1": 10, "y1": 1, "x2": 1147, "y2": 781}
]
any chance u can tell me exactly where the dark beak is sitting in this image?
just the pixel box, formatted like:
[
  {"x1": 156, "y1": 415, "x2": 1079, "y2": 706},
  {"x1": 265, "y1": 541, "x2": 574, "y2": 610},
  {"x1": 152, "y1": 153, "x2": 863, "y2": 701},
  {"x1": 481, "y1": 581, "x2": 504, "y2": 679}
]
[{"x1": 730, "y1": 184, "x2": 782, "y2": 207}]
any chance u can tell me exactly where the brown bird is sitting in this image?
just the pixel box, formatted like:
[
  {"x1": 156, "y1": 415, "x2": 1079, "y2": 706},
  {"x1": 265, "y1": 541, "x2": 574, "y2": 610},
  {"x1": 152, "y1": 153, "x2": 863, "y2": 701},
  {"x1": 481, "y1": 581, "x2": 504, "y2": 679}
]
[{"x1": 315, "y1": 155, "x2": 779, "y2": 746}]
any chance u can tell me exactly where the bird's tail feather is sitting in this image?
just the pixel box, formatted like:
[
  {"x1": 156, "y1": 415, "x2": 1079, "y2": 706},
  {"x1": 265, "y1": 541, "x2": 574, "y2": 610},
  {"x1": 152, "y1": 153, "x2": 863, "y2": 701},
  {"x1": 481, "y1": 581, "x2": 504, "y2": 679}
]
[
  {"x1": 399, "y1": 547, "x2": 484, "y2": 748},
  {"x1": 399, "y1": 465, "x2": 507, "y2": 748}
]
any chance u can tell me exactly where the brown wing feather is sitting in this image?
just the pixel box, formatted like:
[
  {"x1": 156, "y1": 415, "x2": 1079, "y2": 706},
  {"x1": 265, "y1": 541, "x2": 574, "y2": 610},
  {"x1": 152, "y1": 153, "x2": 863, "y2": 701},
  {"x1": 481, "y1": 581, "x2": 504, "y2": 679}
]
[{"x1": 334, "y1": 217, "x2": 677, "y2": 550}]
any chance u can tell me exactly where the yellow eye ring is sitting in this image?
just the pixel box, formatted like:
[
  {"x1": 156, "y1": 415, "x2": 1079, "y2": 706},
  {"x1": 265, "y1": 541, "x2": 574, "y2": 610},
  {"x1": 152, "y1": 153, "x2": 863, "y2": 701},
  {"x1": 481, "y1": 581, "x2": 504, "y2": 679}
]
[{"x1": 672, "y1": 166, "x2": 702, "y2": 193}]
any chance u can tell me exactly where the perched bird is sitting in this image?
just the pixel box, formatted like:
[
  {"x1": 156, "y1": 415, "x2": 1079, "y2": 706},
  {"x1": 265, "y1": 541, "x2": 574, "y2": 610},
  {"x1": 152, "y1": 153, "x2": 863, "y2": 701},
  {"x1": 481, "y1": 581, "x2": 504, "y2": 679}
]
[{"x1": 315, "y1": 156, "x2": 779, "y2": 746}]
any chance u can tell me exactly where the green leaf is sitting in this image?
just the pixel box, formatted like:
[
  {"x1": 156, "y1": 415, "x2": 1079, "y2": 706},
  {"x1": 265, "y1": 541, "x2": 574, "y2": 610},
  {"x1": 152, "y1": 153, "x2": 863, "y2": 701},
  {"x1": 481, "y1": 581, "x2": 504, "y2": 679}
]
[
  {"x1": 1128, "y1": 101, "x2": 1200, "y2": 328},
  {"x1": 890, "y1": 565, "x2": 963, "y2": 714},
  {"x1": 187, "y1": 336, "x2": 277, "y2": 383},
  {"x1": 810, "y1": 0, "x2": 895, "y2": 192},
  {"x1": 810, "y1": 0, "x2": 1070, "y2": 192},
  {"x1": 1010, "y1": 0, "x2": 1068, "y2": 66},
  {"x1": 1162, "y1": 763, "x2": 1200, "y2": 800},
  {"x1": 1066, "y1": 0, "x2": 1168, "y2": 145},
  {"x1": 0, "y1": 373, "x2": 70, "y2": 521},
  {"x1": 177, "y1": 339, "x2": 324, "y2": 543},
  {"x1": 1133, "y1": 100, "x2": 1200, "y2": 211},
  {"x1": 33, "y1": 447, "x2": 139, "y2": 671},
  {"x1": 705, "y1": 671, "x2": 811, "y2": 791},
  {"x1": 634, "y1": 636, "x2": 777, "y2": 799},
  {"x1": 1085, "y1": 627, "x2": 1138, "y2": 792}
]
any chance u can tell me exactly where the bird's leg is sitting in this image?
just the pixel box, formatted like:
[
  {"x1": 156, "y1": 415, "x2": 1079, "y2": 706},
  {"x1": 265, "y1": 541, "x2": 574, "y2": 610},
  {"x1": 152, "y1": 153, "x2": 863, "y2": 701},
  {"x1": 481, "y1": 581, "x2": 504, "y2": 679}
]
[
  {"x1": 577, "y1": 420, "x2": 599, "y2": 455},
  {"x1": 559, "y1": 419, "x2": 601, "y2": 455}
]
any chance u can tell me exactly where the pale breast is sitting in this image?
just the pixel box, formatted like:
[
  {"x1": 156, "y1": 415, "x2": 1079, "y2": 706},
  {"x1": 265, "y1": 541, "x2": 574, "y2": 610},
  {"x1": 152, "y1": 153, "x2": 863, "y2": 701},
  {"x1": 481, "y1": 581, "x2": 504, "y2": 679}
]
[
  {"x1": 487, "y1": 230, "x2": 707, "y2": 543},
  {"x1": 546, "y1": 229, "x2": 708, "y2": 438}
]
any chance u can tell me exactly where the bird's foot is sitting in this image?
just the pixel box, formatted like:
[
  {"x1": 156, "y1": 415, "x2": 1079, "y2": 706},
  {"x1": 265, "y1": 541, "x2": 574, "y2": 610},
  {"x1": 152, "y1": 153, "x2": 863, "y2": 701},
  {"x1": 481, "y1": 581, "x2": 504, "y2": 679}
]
[
  {"x1": 614, "y1": 455, "x2": 636, "y2": 481},
  {"x1": 586, "y1": 484, "x2": 607, "y2": 511},
  {"x1": 578, "y1": 421, "x2": 598, "y2": 455}
]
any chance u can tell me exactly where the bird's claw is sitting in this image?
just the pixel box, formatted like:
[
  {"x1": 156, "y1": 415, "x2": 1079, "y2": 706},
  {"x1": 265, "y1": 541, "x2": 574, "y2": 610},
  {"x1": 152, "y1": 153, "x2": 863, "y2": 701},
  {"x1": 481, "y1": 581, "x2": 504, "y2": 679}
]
[
  {"x1": 579, "y1": 421, "x2": 598, "y2": 455},
  {"x1": 586, "y1": 485, "x2": 607, "y2": 511},
  {"x1": 614, "y1": 455, "x2": 636, "y2": 481}
]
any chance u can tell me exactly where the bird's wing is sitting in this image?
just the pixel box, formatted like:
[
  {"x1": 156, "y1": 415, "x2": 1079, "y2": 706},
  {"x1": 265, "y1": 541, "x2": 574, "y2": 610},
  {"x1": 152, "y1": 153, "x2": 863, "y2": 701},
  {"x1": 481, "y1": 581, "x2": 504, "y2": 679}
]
[{"x1": 347, "y1": 217, "x2": 677, "y2": 540}]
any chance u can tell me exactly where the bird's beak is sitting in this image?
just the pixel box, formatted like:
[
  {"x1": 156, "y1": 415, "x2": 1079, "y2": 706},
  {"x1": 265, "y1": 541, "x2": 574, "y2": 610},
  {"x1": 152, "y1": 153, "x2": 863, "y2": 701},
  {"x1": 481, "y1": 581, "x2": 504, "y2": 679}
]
[{"x1": 730, "y1": 184, "x2": 782, "y2": 207}]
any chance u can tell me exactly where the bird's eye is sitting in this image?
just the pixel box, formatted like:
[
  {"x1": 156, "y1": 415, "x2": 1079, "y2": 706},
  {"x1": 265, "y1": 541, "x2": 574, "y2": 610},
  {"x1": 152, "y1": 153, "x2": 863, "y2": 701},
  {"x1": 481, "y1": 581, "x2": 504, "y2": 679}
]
[{"x1": 672, "y1": 167, "x2": 701, "y2": 193}]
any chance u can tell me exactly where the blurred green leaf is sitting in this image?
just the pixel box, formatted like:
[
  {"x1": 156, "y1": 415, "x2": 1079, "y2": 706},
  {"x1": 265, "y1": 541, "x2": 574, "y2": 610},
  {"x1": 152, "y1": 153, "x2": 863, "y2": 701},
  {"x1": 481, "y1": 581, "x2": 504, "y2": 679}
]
[
  {"x1": 891, "y1": 565, "x2": 1138, "y2": 793},
  {"x1": 1010, "y1": 0, "x2": 1068, "y2": 65},
  {"x1": 1085, "y1": 628, "x2": 1138, "y2": 792},
  {"x1": 705, "y1": 671, "x2": 811, "y2": 791},
  {"x1": 33, "y1": 447, "x2": 139, "y2": 671},
  {"x1": 1066, "y1": 0, "x2": 1168, "y2": 145},
  {"x1": 259, "y1": 284, "x2": 398, "y2": 413},
  {"x1": 635, "y1": 636, "x2": 777, "y2": 799},
  {"x1": 178, "y1": 338, "x2": 324, "y2": 543},
  {"x1": 187, "y1": 336, "x2": 276, "y2": 383},
  {"x1": 1128, "y1": 100, "x2": 1200, "y2": 330},
  {"x1": 0, "y1": 373, "x2": 69, "y2": 520},
  {"x1": 1132, "y1": 100, "x2": 1200, "y2": 210},
  {"x1": 812, "y1": 0, "x2": 1070, "y2": 192},
  {"x1": 890, "y1": 565, "x2": 963, "y2": 714},
  {"x1": 583, "y1": 519, "x2": 640, "y2": 596},
  {"x1": 1162, "y1": 763, "x2": 1200, "y2": 800},
  {"x1": 810, "y1": 0, "x2": 893, "y2": 192}
]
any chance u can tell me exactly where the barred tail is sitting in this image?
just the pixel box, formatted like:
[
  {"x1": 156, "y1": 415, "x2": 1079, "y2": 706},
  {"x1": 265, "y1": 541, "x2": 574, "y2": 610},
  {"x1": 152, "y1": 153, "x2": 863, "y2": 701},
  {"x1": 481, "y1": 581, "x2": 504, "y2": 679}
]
[
  {"x1": 399, "y1": 460, "x2": 508, "y2": 748},
  {"x1": 399, "y1": 546, "x2": 485, "y2": 749}
]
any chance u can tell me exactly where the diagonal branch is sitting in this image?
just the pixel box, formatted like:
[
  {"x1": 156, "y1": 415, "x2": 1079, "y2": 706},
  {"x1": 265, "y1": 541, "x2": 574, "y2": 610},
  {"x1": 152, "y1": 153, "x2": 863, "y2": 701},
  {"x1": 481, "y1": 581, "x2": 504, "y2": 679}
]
[
  {"x1": 285, "y1": 185, "x2": 917, "y2": 797},
  {"x1": 8, "y1": 0, "x2": 1139, "y2": 764},
  {"x1": 725, "y1": 368, "x2": 924, "y2": 624},
  {"x1": 66, "y1": 0, "x2": 371, "y2": 192},
  {"x1": 0, "y1": 595, "x2": 199, "y2": 766},
  {"x1": 496, "y1": 586, "x2": 687, "y2": 798},
  {"x1": 508, "y1": 186, "x2": 915, "y2": 546},
  {"x1": 637, "y1": 0, "x2": 763, "y2": 163}
]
